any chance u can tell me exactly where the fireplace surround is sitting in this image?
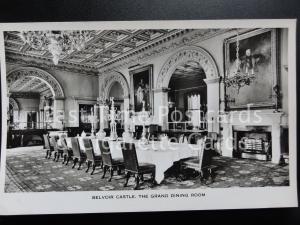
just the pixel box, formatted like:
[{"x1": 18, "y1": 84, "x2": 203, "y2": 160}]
[{"x1": 221, "y1": 110, "x2": 287, "y2": 164}]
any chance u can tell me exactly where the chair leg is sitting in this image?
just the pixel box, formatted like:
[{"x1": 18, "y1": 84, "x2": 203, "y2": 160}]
[
  {"x1": 72, "y1": 158, "x2": 78, "y2": 169},
  {"x1": 151, "y1": 171, "x2": 156, "y2": 186},
  {"x1": 134, "y1": 174, "x2": 140, "y2": 190},
  {"x1": 91, "y1": 164, "x2": 96, "y2": 175},
  {"x1": 56, "y1": 152, "x2": 60, "y2": 162},
  {"x1": 48, "y1": 151, "x2": 52, "y2": 159},
  {"x1": 66, "y1": 156, "x2": 70, "y2": 165},
  {"x1": 62, "y1": 154, "x2": 67, "y2": 164},
  {"x1": 53, "y1": 152, "x2": 57, "y2": 161},
  {"x1": 117, "y1": 166, "x2": 122, "y2": 175},
  {"x1": 45, "y1": 150, "x2": 49, "y2": 159},
  {"x1": 108, "y1": 167, "x2": 114, "y2": 182},
  {"x1": 86, "y1": 161, "x2": 91, "y2": 173},
  {"x1": 102, "y1": 166, "x2": 107, "y2": 179},
  {"x1": 124, "y1": 171, "x2": 131, "y2": 187},
  {"x1": 78, "y1": 160, "x2": 82, "y2": 170}
]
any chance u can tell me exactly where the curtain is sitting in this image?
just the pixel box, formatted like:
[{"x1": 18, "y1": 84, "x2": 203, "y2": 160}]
[{"x1": 187, "y1": 94, "x2": 201, "y2": 128}]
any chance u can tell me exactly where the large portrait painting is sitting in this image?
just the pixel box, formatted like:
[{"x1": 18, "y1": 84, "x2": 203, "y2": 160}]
[
  {"x1": 224, "y1": 28, "x2": 278, "y2": 110},
  {"x1": 130, "y1": 65, "x2": 153, "y2": 113}
]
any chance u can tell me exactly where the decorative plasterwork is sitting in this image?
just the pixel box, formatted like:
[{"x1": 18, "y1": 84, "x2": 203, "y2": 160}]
[
  {"x1": 98, "y1": 29, "x2": 227, "y2": 74},
  {"x1": 5, "y1": 29, "x2": 231, "y2": 76},
  {"x1": 101, "y1": 71, "x2": 129, "y2": 99},
  {"x1": 156, "y1": 46, "x2": 219, "y2": 88},
  {"x1": 5, "y1": 29, "x2": 189, "y2": 74},
  {"x1": 6, "y1": 53, "x2": 98, "y2": 76},
  {"x1": 7, "y1": 67, "x2": 65, "y2": 99},
  {"x1": 9, "y1": 97, "x2": 19, "y2": 111}
]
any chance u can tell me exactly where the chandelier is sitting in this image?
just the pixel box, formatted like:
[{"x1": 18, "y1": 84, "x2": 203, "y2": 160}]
[
  {"x1": 19, "y1": 30, "x2": 93, "y2": 65},
  {"x1": 225, "y1": 30, "x2": 256, "y2": 93}
]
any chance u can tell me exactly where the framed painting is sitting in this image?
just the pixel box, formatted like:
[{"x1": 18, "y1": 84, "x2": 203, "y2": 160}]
[
  {"x1": 130, "y1": 65, "x2": 154, "y2": 114},
  {"x1": 224, "y1": 28, "x2": 279, "y2": 110}
]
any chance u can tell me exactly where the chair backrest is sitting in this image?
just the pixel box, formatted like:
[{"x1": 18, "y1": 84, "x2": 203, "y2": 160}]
[
  {"x1": 59, "y1": 137, "x2": 68, "y2": 154},
  {"x1": 207, "y1": 132, "x2": 218, "y2": 150},
  {"x1": 49, "y1": 136, "x2": 58, "y2": 150},
  {"x1": 43, "y1": 134, "x2": 50, "y2": 149},
  {"x1": 71, "y1": 137, "x2": 81, "y2": 158},
  {"x1": 198, "y1": 136, "x2": 207, "y2": 169},
  {"x1": 65, "y1": 137, "x2": 72, "y2": 150},
  {"x1": 178, "y1": 134, "x2": 184, "y2": 143},
  {"x1": 121, "y1": 142, "x2": 139, "y2": 172},
  {"x1": 83, "y1": 138, "x2": 94, "y2": 161},
  {"x1": 98, "y1": 140, "x2": 113, "y2": 166},
  {"x1": 91, "y1": 139, "x2": 101, "y2": 156}
]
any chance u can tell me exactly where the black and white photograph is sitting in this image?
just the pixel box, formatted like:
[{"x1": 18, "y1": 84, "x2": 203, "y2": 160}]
[{"x1": 0, "y1": 20, "x2": 297, "y2": 214}]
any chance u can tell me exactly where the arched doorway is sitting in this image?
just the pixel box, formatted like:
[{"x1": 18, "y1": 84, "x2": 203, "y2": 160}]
[
  {"x1": 167, "y1": 61, "x2": 207, "y2": 131},
  {"x1": 100, "y1": 71, "x2": 130, "y2": 131},
  {"x1": 6, "y1": 67, "x2": 65, "y2": 130},
  {"x1": 156, "y1": 46, "x2": 220, "y2": 132}
]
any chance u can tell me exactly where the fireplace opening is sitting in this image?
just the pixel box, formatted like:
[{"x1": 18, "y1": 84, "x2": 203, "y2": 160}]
[{"x1": 233, "y1": 126, "x2": 272, "y2": 161}]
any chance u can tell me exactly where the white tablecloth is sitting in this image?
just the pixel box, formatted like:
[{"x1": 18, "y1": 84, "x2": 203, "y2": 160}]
[{"x1": 89, "y1": 138, "x2": 199, "y2": 184}]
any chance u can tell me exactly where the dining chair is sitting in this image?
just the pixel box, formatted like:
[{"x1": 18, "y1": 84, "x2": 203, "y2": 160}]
[
  {"x1": 64, "y1": 137, "x2": 74, "y2": 165},
  {"x1": 70, "y1": 137, "x2": 87, "y2": 170},
  {"x1": 43, "y1": 134, "x2": 54, "y2": 159},
  {"x1": 181, "y1": 137, "x2": 216, "y2": 183},
  {"x1": 98, "y1": 140, "x2": 124, "y2": 182},
  {"x1": 121, "y1": 142, "x2": 156, "y2": 190},
  {"x1": 83, "y1": 138, "x2": 102, "y2": 175},
  {"x1": 58, "y1": 137, "x2": 73, "y2": 165},
  {"x1": 49, "y1": 136, "x2": 62, "y2": 162},
  {"x1": 53, "y1": 136, "x2": 67, "y2": 162}
]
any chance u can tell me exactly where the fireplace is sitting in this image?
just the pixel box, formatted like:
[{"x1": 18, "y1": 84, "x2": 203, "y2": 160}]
[
  {"x1": 233, "y1": 126, "x2": 272, "y2": 161},
  {"x1": 221, "y1": 111, "x2": 285, "y2": 163}
]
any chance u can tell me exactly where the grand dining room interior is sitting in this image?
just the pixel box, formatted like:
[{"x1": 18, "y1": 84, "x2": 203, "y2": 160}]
[{"x1": 3, "y1": 27, "x2": 290, "y2": 192}]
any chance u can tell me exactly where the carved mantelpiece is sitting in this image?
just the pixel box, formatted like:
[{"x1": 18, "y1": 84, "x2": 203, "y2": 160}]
[{"x1": 221, "y1": 110, "x2": 286, "y2": 164}]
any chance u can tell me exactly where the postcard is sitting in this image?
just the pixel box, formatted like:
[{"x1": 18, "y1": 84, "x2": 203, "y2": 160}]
[{"x1": 0, "y1": 19, "x2": 297, "y2": 214}]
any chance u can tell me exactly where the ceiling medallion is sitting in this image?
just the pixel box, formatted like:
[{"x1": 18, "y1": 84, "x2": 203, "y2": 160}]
[
  {"x1": 19, "y1": 30, "x2": 93, "y2": 65},
  {"x1": 225, "y1": 30, "x2": 256, "y2": 93}
]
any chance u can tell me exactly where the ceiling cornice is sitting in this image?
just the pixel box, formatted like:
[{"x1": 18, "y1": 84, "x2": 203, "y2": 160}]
[{"x1": 5, "y1": 52, "x2": 99, "y2": 76}]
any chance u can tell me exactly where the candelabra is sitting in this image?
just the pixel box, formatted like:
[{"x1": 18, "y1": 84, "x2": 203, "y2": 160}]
[
  {"x1": 109, "y1": 97, "x2": 118, "y2": 141},
  {"x1": 96, "y1": 96, "x2": 107, "y2": 139},
  {"x1": 89, "y1": 106, "x2": 97, "y2": 137},
  {"x1": 140, "y1": 101, "x2": 151, "y2": 144}
]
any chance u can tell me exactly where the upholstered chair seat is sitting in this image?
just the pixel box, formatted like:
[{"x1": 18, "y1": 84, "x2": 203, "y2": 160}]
[{"x1": 99, "y1": 140, "x2": 124, "y2": 181}]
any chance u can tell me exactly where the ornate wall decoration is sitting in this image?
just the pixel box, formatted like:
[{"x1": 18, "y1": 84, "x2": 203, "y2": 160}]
[
  {"x1": 102, "y1": 71, "x2": 130, "y2": 100},
  {"x1": 6, "y1": 53, "x2": 98, "y2": 76},
  {"x1": 7, "y1": 67, "x2": 65, "y2": 99},
  {"x1": 156, "y1": 46, "x2": 219, "y2": 88},
  {"x1": 9, "y1": 98, "x2": 19, "y2": 111}
]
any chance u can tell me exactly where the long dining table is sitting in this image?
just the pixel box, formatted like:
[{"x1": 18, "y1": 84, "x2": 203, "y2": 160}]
[{"x1": 76, "y1": 137, "x2": 200, "y2": 184}]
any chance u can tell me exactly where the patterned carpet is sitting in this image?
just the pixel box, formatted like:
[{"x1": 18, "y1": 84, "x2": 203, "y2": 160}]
[{"x1": 5, "y1": 147, "x2": 289, "y2": 192}]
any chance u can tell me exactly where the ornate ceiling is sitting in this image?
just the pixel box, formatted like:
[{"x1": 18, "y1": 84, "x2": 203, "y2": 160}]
[
  {"x1": 4, "y1": 29, "x2": 227, "y2": 75},
  {"x1": 8, "y1": 76, "x2": 52, "y2": 98}
]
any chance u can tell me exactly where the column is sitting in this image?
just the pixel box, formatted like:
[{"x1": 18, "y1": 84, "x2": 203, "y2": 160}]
[
  {"x1": 53, "y1": 99, "x2": 65, "y2": 130},
  {"x1": 153, "y1": 88, "x2": 169, "y2": 130},
  {"x1": 204, "y1": 77, "x2": 220, "y2": 133}
]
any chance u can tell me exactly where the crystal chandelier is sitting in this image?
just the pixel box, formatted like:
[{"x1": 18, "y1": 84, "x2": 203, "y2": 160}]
[
  {"x1": 225, "y1": 30, "x2": 256, "y2": 93},
  {"x1": 19, "y1": 30, "x2": 93, "y2": 65}
]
